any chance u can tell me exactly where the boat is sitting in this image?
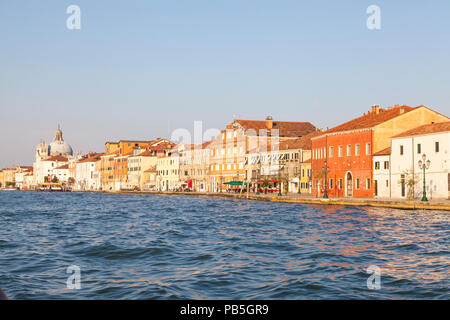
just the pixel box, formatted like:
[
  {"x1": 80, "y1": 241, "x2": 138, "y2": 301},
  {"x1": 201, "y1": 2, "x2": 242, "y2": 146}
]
[{"x1": 37, "y1": 183, "x2": 65, "y2": 192}]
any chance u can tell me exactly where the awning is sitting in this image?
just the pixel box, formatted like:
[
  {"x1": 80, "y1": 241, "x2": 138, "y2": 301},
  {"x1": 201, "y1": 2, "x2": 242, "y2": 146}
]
[{"x1": 223, "y1": 181, "x2": 247, "y2": 186}]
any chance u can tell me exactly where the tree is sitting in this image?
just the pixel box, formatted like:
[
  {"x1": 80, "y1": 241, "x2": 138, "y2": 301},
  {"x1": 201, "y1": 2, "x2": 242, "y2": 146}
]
[
  {"x1": 278, "y1": 165, "x2": 290, "y2": 195},
  {"x1": 399, "y1": 169, "x2": 420, "y2": 200},
  {"x1": 52, "y1": 176, "x2": 59, "y2": 183},
  {"x1": 68, "y1": 177, "x2": 75, "y2": 186}
]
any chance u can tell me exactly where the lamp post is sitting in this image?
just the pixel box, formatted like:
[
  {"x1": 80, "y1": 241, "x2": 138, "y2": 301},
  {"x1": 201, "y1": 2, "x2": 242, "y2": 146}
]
[
  {"x1": 322, "y1": 160, "x2": 329, "y2": 199},
  {"x1": 418, "y1": 154, "x2": 431, "y2": 202}
]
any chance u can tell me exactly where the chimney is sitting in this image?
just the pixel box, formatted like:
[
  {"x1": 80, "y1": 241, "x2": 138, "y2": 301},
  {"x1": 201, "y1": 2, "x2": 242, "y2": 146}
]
[
  {"x1": 371, "y1": 105, "x2": 380, "y2": 115},
  {"x1": 265, "y1": 116, "x2": 273, "y2": 129},
  {"x1": 394, "y1": 104, "x2": 400, "y2": 109},
  {"x1": 387, "y1": 106, "x2": 393, "y2": 110}
]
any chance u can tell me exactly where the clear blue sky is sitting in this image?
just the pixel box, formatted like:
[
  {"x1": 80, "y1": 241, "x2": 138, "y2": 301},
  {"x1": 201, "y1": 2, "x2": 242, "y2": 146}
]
[{"x1": 1, "y1": 0, "x2": 449, "y2": 167}]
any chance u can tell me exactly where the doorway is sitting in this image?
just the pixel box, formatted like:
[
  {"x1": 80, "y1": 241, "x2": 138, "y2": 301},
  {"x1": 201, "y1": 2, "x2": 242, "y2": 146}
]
[{"x1": 346, "y1": 172, "x2": 353, "y2": 197}]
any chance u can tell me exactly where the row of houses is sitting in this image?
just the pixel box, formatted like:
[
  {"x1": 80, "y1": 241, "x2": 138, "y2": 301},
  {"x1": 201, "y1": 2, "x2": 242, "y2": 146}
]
[{"x1": 1, "y1": 104, "x2": 449, "y2": 200}]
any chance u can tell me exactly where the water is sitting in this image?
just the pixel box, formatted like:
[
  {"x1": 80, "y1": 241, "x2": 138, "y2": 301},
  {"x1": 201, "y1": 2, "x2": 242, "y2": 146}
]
[{"x1": 0, "y1": 191, "x2": 448, "y2": 299}]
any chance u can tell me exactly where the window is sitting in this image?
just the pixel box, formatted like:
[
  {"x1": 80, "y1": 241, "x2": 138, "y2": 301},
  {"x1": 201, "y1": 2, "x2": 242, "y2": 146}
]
[
  {"x1": 347, "y1": 145, "x2": 351, "y2": 156},
  {"x1": 355, "y1": 144, "x2": 360, "y2": 156},
  {"x1": 338, "y1": 146, "x2": 343, "y2": 157},
  {"x1": 366, "y1": 143, "x2": 371, "y2": 155},
  {"x1": 375, "y1": 161, "x2": 380, "y2": 170},
  {"x1": 338, "y1": 179, "x2": 343, "y2": 190},
  {"x1": 384, "y1": 161, "x2": 389, "y2": 170},
  {"x1": 302, "y1": 169, "x2": 305, "y2": 177},
  {"x1": 374, "y1": 180, "x2": 378, "y2": 196},
  {"x1": 329, "y1": 179, "x2": 333, "y2": 189},
  {"x1": 366, "y1": 178, "x2": 371, "y2": 189},
  {"x1": 435, "y1": 142, "x2": 440, "y2": 153},
  {"x1": 417, "y1": 144, "x2": 421, "y2": 154},
  {"x1": 329, "y1": 146, "x2": 334, "y2": 158},
  {"x1": 355, "y1": 178, "x2": 360, "y2": 189},
  {"x1": 386, "y1": 180, "x2": 389, "y2": 187},
  {"x1": 400, "y1": 145, "x2": 404, "y2": 155}
]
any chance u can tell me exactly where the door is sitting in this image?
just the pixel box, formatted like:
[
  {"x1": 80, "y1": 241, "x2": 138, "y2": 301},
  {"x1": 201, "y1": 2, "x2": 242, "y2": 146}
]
[
  {"x1": 346, "y1": 172, "x2": 353, "y2": 197},
  {"x1": 374, "y1": 180, "x2": 378, "y2": 196}
]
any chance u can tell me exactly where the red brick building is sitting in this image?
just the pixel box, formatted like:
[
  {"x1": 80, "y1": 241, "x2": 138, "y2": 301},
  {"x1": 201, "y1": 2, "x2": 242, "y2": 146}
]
[{"x1": 311, "y1": 105, "x2": 449, "y2": 198}]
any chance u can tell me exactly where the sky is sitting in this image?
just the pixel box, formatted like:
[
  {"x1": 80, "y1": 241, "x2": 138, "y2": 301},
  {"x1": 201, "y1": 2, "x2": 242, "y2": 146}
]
[{"x1": 0, "y1": 0, "x2": 449, "y2": 167}]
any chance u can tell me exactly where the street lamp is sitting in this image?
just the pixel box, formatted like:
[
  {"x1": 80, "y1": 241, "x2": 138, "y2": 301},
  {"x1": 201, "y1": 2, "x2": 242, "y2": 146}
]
[
  {"x1": 418, "y1": 154, "x2": 431, "y2": 202},
  {"x1": 322, "y1": 160, "x2": 329, "y2": 199}
]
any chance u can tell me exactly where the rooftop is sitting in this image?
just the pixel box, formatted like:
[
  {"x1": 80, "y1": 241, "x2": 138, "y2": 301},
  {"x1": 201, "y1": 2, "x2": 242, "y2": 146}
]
[
  {"x1": 229, "y1": 119, "x2": 317, "y2": 137},
  {"x1": 393, "y1": 121, "x2": 450, "y2": 138},
  {"x1": 373, "y1": 147, "x2": 391, "y2": 156}
]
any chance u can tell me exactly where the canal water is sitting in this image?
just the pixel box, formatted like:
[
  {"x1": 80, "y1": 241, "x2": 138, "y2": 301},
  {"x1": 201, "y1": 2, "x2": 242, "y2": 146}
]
[{"x1": 0, "y1": 191, "x2": 448, "y2": 299}]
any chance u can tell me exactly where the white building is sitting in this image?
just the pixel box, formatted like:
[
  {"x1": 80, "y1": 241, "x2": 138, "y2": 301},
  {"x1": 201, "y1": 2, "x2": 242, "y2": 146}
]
[
  {"x1": 33, "y1": 126, "x2": 74, "y2": 186},
  {"x1": 374, "y1": 122, "x2": 450, "y2": 200},
  {"x1": 373, "y1": 148, "x2": 391, "y2": 198},
  {"x1": 34, "y1": 155, "x2": 69, "y2": 184},
  {"x1": 74, "y1": 154, "x2": 103, "y2": 191},
  {"x1": 14, "y1": 166, "x2": 34, "y2": 190},
  {"x1": 156, "y1": 148, "x2": 181, "y2": 191}
]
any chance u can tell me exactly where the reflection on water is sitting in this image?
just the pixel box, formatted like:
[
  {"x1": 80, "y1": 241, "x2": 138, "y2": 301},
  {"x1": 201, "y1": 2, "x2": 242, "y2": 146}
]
[{"x1": 0, "y1": 191, "x2": 448, "y2": 299}]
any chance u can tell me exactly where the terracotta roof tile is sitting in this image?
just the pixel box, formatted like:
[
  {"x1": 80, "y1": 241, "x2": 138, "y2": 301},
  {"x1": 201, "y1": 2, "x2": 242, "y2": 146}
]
[
  {"x1": 278, "y1": 131, "x2": 322, "y2": 150},
  {"x1": 373, "y1": 147, "x2": 391, "y2": 156},
  {"x1": 231, "y1": 119, "x2": 317, "y2": 137},
  {"x1": 43, "y1": 155, "x2": 69, "y2": 162},
  {"x1": 393, "y1": 121, "x2": 450, "y2": 138},
  {"x1": 318, "y1": 106, "x2": 415, "y2": 136}
]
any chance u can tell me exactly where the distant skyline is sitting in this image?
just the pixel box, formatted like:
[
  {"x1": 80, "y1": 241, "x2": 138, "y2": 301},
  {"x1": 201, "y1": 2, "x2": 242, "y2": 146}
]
[{"x1": 1, "y1": 0, "x2": 449, "y2": 167}]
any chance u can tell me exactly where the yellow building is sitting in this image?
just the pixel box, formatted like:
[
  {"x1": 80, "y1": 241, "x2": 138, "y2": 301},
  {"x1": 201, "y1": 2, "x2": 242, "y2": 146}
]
[
  {"x1": 100, "y1": 152, "x2": 117, "y2": 191},
  {"x1": 299, "y1": 160, "x2": 312, "y2": 194},
  {"x1": 0, "y1": 170, "x2": 4, "y2": 188}
]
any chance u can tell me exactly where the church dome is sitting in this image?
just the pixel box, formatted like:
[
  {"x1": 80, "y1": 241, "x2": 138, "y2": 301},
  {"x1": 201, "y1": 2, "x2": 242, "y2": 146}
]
[{"x1": 49, "y1": 125, "x2": 73, "y2": 156}]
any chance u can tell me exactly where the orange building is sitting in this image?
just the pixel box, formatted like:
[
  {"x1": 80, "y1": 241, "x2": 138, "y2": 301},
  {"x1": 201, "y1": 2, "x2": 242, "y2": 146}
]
[
  {"x1": 102, "y1": 139, "x2": 171, "y2": 191},
  {"x1": 311, "y1": 105, "x2": 449, "y2": 198}
]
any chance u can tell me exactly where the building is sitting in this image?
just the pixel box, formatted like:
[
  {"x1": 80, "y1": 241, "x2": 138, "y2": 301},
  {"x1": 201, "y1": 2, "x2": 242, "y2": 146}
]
[
  {"x1": 101, "y1": 139, "x2": 171, "y2": 191},
  {"x1": 74, "y1": 153, "x2": 103, "y2": 191},
  {"x1": 209, "y1": 117, "x2": 317, "y2": 192},
  {"x1": 0, "y1": 170, "x2": 3, "y2": 188},
  {"x1": 156, "y1": 148, "x2": 181, "y2": 191},
  {"x1": 178, "y1": 141, "x2": 212, "y2": 192},
  {"x1": 34, "y1": 155, "x2": 70, "y2": 184},
  {"x1": 15, "y1": 166, "x2": 34, "y2": 190},
  {"x1": 299, "y1": 160, "x2": 312, "y2": 194},
  {"x1": 374, "y1": 122, "x2": 450, "y2": 200},
  {"x1": 33, "y1": 126, "x2": 74, "y2": 186},
  {"x1": 1, "y1": 168, "x2": 17, "y2": 188},
  {"x1": 142, "y1": 166, "x2": 158, "y2": 191},
  {"x1": 244, "y1": 131, "x2": 318, "y2": 194},
  {"x1": 372, "y1": 148, "x2": 391, "y2": 198},
  {"x1": 100, "y1": 152, "x2": 118, "y2": 191},
  {"x1": 311, "y1": 105, "x2": 449, "y2": 198}
]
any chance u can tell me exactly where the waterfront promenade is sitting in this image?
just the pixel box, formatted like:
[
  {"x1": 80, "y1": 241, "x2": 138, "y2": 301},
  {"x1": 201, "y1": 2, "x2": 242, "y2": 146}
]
[{"x1": 113, "y1": 190, "x2": 450, "y2": 212}]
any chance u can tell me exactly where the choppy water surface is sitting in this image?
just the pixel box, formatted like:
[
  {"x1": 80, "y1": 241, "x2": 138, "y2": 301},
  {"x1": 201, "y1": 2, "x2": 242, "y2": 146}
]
[{"x1": 0, "y1": 191, "x2": 448, "y2": 299}]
